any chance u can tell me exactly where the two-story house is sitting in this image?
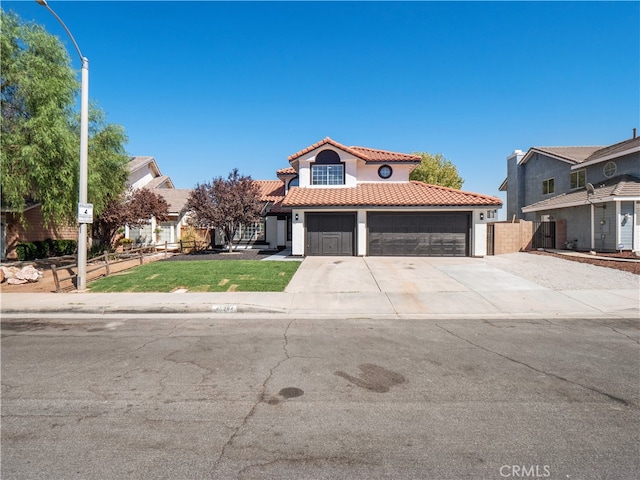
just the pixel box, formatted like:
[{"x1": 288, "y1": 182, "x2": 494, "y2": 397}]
[
  {"x1": 280, "y1": 137, "x2": 502, "y2": 257},
  {"x1": 500, "y1": 134, "x2": 640, "y2": 252},
  {"x1": 125, "y1": 156, "x2": 193, "y2": 245}
]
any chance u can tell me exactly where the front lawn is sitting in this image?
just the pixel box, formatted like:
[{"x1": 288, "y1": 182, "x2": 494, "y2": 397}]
[{"x1": 89, "y1": 260, "x2": 300, "y2": 292}]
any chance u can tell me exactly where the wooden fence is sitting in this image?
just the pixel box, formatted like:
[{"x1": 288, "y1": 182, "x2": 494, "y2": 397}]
[{"x1": 50, "y1": 240, "x2": 207, "y2": 292}]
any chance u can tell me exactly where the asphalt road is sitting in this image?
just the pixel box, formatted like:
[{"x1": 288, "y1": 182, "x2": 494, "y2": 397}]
[{"x1": 2, "y1": 314, "x2": 638, "y2": 480}]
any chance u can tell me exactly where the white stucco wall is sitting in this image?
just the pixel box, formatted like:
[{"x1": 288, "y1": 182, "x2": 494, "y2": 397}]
[
  {"x1": 296, "y1": 146, "x2": 359, "y2": 188},
  {"x1": 472, "y1": 215, "x2": 487, "y2": 257},
  {"x1": 357, "y1": 210, "x2": 367, "y2": 255},
  {"x1": 356, "y1": 163, "x2": 414, "y2": 182},
  {"x1": 291, "y1": 207, "x2": 498, "y2": 257},
  {"x1": 291, "y1": 210, "x2": 305, "y2": 255},
  {"x1": 265, "y1": 216, "x2": 278, "y2": 249},
  {"x1": 128, "y1": 166, "x2": 156, "y2": 189}
]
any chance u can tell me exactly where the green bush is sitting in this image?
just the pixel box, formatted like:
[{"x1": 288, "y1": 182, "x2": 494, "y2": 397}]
[
  {"x1": 51, "y1": 239, "x2": 76, "y2": 256},
  {"x1": 88, "y1": 244, "x2": 109, "y2": 258},
  {"x1": 15, "y1": 239, "x2": 76, "y2": 260},
  {"x1": 33, "y1": 240, "x2": 51, "y2": 259},
  {"x1": 16, "y1": 242, "x2": 37, "y2": 261}
]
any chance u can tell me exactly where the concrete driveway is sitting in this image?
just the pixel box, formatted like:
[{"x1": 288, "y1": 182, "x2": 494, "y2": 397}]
[
  {"x1": 285, "y1": 254, "x2": 639, "y2": 318},
  {"x1": 2, "y1": 253, "x2": 637, "y2": 319}
]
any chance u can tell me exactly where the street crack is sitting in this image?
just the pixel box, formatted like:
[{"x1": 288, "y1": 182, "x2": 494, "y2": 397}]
[
  {"x1": 435, "y1": 323, "x2": 633, "y2": 407},
  {"x1": 213, "y1": 319, "x2": 295, "y2": 471}
]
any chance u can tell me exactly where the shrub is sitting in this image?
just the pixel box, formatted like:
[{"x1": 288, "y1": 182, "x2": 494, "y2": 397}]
[
  {"x1": 51, "y1": 239, "x2": 77, "y2": 256},
  {"x1": 89, "y1": 244, "x2": 109, "y2": 259},
  {"x1": 33, "y1": 240, "x2": 51, "y2": 259},
  {"x1": 16, "y1": 242, "x2": 37, "y2": 261}
]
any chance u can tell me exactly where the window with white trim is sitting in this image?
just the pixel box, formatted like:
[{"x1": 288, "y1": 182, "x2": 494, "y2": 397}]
[
  {"x1": 570, "y1": 170, "x2": 586, "y2": 190},
  {"x1": 311, "y1": 149, "x2": 344, "y2": 185},
  {"x1": 311, "y1": 164, "x2": 344, "y2": 185},
  {"x1": 542, "y1": 178, "x2": 555, "y2": 195},
  {"x1": 232, "y1": 221, "x2": 265, "y2": 242}
]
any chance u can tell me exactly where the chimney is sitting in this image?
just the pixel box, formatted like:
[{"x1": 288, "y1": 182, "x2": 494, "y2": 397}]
[{"x1": 633, "y1": 128, "x2": 637, "y2": 139}]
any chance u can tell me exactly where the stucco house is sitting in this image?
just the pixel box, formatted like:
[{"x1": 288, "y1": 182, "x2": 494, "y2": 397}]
[
  {"x1": 279, "y1": 137, "x2": 502, "y2": 257},
  {"x1": 500, "y1": 134, "x2": 640, "y2": 252},
  {"x1": 125, "y1": 156, "x2": 191, "y2": 245}
]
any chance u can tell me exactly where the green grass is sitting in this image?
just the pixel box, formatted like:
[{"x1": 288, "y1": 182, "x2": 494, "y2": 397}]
[{"x1": 88, "y1": 260, "x2": 301, "y2": 293}]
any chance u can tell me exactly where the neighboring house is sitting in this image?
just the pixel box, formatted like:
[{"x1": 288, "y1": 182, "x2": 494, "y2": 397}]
[
  {"x1": 499, "y1": 134, "x2": 640, "y2": 252},
  {"x1": 125, "y1": 156, "x2": 187, "y2": 245},
  {"x1": 127, "y1": 156, "x2": 175, "y2": 190},
  {"x1": 279, "y1": 137, "x2": 502, "y2": 257},
  {"x1": 1, "y1": 202, "x2": 76, "y2": 260}
]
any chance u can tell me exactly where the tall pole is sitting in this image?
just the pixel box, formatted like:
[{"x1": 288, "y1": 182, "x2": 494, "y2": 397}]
[{"x1": 36, "y1": 0, "x2": 89, "y2": 290}]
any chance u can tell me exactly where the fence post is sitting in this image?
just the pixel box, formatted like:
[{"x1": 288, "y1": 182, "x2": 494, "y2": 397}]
[
  {"x1": 104, "y1": 251, "x2": 110, "y2": 276},
  {"x1": 180, "y1": 240, "x2": 183, "y2": 253},
  {"x1": 139, "y1": 247, "x2": 143, "y2": 265},
  {"x1": 165, "y1": 241, "x2": 168, "y2": 258},
  {"x1": 51, "y1": 265, "x2": 61, "y2": 293}
]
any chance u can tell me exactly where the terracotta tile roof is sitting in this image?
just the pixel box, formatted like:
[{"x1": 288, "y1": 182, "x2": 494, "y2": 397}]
[
  {"x1": 522, "y1": 175, "x2": 640, "y2": 212},
  {"x1": 287, "y1": 137, "x2": 420, "y2": 163},
  {"x1": 253, "y1": 180, "x2": 289, "y2": 213},
  {"x1": 276, "y1": 166, "x2": 297, "y2": 175},
  {"x1": 282, "y1": 182, "x2": 502, "y2": 208},
  {"x1": 349, "y1": 146, "x2": 421, "y2": 162}
]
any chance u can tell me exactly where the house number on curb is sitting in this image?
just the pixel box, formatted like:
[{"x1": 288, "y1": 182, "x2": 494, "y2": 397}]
[{"x1": 212, "y1": 305, "x2": 237, "y2": 313}]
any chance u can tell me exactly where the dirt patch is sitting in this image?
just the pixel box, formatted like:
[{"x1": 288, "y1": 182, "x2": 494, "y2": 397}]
[
  {"x1": 0, "y1": 254, "x2": 168, "y2": 293},
  {"x1": 529, "y1": 250, "x2": 640, "y2": 275}
]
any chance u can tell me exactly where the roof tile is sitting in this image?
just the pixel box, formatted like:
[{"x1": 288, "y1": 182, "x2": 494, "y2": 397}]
[
  {"x1": 282, "y1": 182, "x2": 502, "y2": 208},
  {"x1": 253, "y1": 180, "x2": 289, "y2": 213},
  {"x1": 522, "y1": 175, "x2": 640, "y2": 212},
  {"x1": 288, "y1": 137, "x2": 420, "y2": 163},
  {"x1": 529, "y1": 146, "x2": 604, "y2": 164}
]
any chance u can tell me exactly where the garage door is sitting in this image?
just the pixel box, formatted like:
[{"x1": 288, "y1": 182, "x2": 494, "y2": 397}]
[
  {"x1": 306, "y1": 213, "x2": 355, "y2": 256},
  {"x1": 368, "y1": 212, "x2": 470, "y2": 256}
]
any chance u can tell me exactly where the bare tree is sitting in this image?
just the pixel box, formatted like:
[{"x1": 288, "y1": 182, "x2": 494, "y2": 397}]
[{"x1": 186, "y1": 169, "x2": 263, "y2": 252}]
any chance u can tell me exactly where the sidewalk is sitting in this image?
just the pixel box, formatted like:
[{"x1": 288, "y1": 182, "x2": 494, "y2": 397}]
[{"x1": 2, "y1": 254, "x2": 638, "y2": 319}]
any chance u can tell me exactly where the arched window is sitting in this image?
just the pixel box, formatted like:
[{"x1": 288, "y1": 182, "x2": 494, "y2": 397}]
[{"x1": 312, "y1": 150, "x2": 344, "y2": 185}]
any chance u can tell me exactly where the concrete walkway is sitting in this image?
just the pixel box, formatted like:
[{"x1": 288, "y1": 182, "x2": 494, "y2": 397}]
[{"x1": 2, "y1": 253, "x2": 637, "y2": 319}]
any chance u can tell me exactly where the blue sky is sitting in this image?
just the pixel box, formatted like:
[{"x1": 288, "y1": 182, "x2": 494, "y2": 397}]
[{"x1": 5, "y1": 1, "x2": 639, "y2": 214}]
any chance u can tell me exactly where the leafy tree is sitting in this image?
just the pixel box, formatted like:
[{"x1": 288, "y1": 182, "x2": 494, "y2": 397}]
[
  {"x1": 1, "y1": 10, "x2": 129, "y2": 227},
  {"x1": 92, "y1": 188, "x2": 169, "y2": 248},
  {"x1": 409, "y1": 152, "x2": 464, "y2": 189},
  {"x1": 186, "y1": 169, "x2": 263, "y2": 253}
]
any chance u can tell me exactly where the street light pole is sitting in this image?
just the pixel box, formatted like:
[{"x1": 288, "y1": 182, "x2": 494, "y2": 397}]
[{"x1": 36, "y1": 0, "x2": 89, "y2": 290}]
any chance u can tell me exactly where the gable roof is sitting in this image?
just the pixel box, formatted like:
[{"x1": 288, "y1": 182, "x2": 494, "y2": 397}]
[
  {"x1": 128, "y1": 156, "x2": 161, "y2": 175},
  {"x1": 276, "y1": 166, "x2": 297, "y2": 175},
  {"x1": 349, "y1": 146, "x2": 422, "y2": 163},
  {"x1": 288, "y1": 137, "x2": 421, "y2": 163},
  {"x1": 522, "y1": 174, "x2": 640, "y2": 213},
  {"x1": 578, "y1": 135, "x2": 640, "y2": 167},
  {"x1": 153, "y1": 189, "x2": 192, "y2": 215},
  {"x1": 253, "y1": 180, "x2": 289, "y2": 213},
  {"x1": 282, "y1": 182, "x2": 502, "y2": 208},
  {"x1": 145, "y1": 175, "x2": 175, "y2": 189},
  {"x1": 520, "y1": 146, "x2": 604, "y2": 165}
]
